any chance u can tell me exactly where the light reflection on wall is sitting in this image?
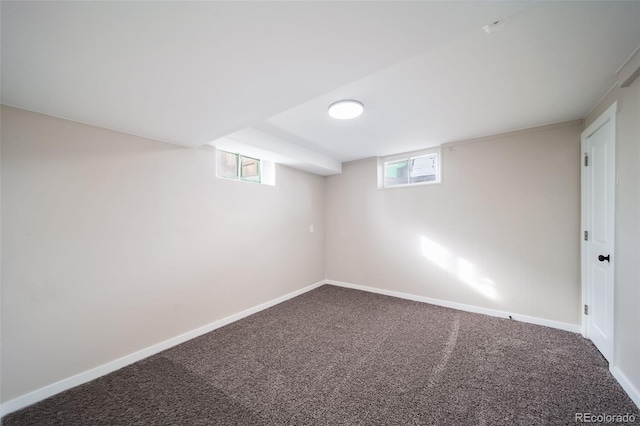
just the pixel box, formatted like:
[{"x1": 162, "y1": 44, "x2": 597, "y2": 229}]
[{"x1": 420, "y1": 235, "x2": 498, "y2": 300}]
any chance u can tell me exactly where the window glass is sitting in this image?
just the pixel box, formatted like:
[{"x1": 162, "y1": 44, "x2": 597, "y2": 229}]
[
  {"x1": 240, "y1": 155, "x2": 261, "y2": 183},
  {"x1": 380, "y1": 149, "x2": 441, "y2": 188},
  {"x1": 216, "y1": 149, "x2": 274, "y2": 185},
  {"x1": 410, "y1": 154, "x2": 437, "y2": 183},
  {"x1": 384, "y1": 159, "x2": 409, "y2": 186},
  {"x1": 218, "y1": 151, "x2": 238, "y2": 179}
]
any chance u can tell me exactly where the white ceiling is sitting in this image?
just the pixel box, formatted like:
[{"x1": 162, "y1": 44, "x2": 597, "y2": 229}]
[{"x1": 3, "y1": 1, "x2": 640, "y2": 175}]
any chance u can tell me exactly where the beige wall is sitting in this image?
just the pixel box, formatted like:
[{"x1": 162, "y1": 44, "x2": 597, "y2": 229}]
[
  {"x1": 326, "y1": 122, "x2": 582, "y2": 325},
  {"x1": 3, "y1": 86, "x2": 633, "y2": 406},
  {"x1": 0, "y1": 106, "x2": 325, "y2": 402},
  {"x1": 585, "y1": 54, "x2": 640, "y2": 398}
]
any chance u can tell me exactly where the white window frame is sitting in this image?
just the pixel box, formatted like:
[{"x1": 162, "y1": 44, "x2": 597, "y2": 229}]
[
  {"x1": 377, "y1": 147, "x2": 442, "y2": 189},
  {"x1": 215, "y1": 149, "x2": 275, "y2": 186}
]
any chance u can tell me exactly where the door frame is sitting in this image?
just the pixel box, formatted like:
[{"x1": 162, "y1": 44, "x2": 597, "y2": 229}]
[{"x1": 580, "y1": 101, "x2": 617, "y2": 359}]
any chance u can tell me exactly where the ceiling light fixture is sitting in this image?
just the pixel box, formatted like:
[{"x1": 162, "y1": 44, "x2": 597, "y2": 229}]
[{"x1": 328, "y1": 99, "x2": 364, "y2": 120}]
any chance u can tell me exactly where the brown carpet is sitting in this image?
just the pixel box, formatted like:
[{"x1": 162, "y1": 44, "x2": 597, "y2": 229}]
[{"x1": 3, "y1": 285, "x2": 638, "y2": 425}]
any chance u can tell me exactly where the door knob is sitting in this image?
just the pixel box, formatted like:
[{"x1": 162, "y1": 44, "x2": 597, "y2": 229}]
[{"x1": 598, "y1": 254, "x2": 610, "y2": 262}]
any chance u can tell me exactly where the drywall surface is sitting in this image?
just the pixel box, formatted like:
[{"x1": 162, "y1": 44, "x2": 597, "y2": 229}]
[
  {"x1": 0, "y1": 106, "x2": 325, "y2": 402},
  {"x1": 585, "y1": 58, "x2": 640, "y2": 401},
  {"x1": 325, "y1": 122, "x2": 582, "y2": 325}
]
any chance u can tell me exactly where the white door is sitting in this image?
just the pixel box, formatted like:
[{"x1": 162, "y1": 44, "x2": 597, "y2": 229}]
[{"x1": 581, "y1": 102, "x2": 616, "y2": 363}]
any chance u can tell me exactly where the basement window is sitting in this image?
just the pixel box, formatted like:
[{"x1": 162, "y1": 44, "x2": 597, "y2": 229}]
[
  {"x1": 378, "y1": 147, "x2": 441, "y2": 189},
  {"x1": 216, "y1": 149, "x2": 275, "y2": 185}
]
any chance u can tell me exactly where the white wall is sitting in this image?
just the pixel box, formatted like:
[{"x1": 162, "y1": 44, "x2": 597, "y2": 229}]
[
  {"x1": 325, "y1": 122, "x2": 582, "y2": 325},
  {"x1": 584, "y1": 49, "x2": 640, "y2": 403},
  {"x1": 0, "y1": 106, "x2": 325, "y2": 402}
]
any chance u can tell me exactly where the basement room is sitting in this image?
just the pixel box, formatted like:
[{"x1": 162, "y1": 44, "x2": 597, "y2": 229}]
[{"x1": 2, "y1": 1, "x2": 640, "y2": 424}]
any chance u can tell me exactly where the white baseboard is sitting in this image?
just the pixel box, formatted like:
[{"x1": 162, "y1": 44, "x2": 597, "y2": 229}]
[
  {"x1": 325, "y1": 280, "x2": 581, "y2": 333},
  {"x1": 0, "y1": 280, "x2": 325, "y2": 418},
  {"x1": 611, "y1": 365, "x2": 640, "y2": 410},
  {"x1": 0, "y1": 279, "x2": 602, "y2": 418}
]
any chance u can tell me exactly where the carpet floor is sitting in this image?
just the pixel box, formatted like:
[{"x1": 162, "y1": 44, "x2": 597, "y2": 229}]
[{"x1": 3, "y1": 285, "x2": 638, "y2": 425}]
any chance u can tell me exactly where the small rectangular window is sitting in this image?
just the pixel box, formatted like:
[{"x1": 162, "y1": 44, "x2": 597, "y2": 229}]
[
  {"x1": 216, "y1": 149, "x2": 274, "y2": 185},
  {"x1": 379, "y1": 148, "x2": 441, "y2": 189}
]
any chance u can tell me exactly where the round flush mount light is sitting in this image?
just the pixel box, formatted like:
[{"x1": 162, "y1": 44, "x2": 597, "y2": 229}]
[{"x1": 328, "y1": 99, "x2": 364, "y2": 120}]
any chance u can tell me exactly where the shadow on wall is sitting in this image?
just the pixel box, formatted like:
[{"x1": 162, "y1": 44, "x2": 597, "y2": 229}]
[{"x1": 420, "y1": 235, "x2": 498, "y2": 300}]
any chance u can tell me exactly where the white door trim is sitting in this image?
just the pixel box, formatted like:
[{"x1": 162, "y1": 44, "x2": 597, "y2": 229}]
[{"x1": 580, "y1": 101, "x2": 617, "y2": 358}]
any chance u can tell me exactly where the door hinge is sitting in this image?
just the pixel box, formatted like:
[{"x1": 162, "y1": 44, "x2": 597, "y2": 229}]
[
  {"x1": 584, "y1": 305, "x2": 589, "y2": 315},
  {"x1": 584, "y1": 230, "x2": 589, "y2": 241},
  {"x1": 584, "y1": 153, "x2": 589, "y2": 166}
]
